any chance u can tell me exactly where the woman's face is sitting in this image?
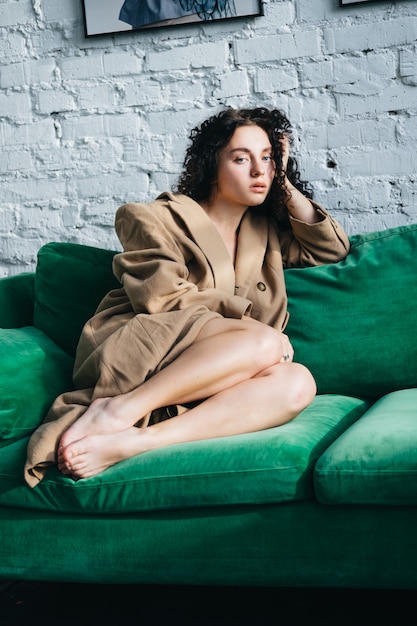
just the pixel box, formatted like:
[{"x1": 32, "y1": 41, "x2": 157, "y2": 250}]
[{"x1": 214, "y1": 124, "x2": 276, "y2": 211}]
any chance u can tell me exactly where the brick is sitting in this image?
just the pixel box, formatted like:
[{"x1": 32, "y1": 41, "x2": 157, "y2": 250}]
[
  {"x1": 0, "y1": 91, "x2": 32, "y2": 121},
  {"x1": 256, "y1": 67, "x2": 298, "y2": 93},
  {"x1": 297, "y1": 92, "x2": 333, "y2": 124},
  {"x1": 124, "y1": 81, "x2": 163, "y2": 106},
  {"x1": 20, "y1": 206, "x2": 62, "y2": 230},
  {"x1": 301, "y1": 52, "x2": 395, "y2": 89},
  {"x1": 400, "y1": 49, "x2": 417, "y2": 77},
  {"x1": 264, "y1": 1, "x2": 295, "y2": 24},
  {"x1": 166, "y1": 81, "x2": 205, "y2": 108},
  {"x1": 324, "y1": 18, "x2": 417, "y2": 54},
  {"x1": 401, "y1": 185, "x2": 417, "y2": 213},
  {"x1": 78, "y1": 84, "x2": 116, "y2": 110},
  {"x1": 37, "y1": 89, "x2": 76, "y2": 115},
  {"x1": 61, "y1": 115, "x2": 106, "y2": 141},
  {"x1": 75, "y1": 173, "x2": 149, "y2": 199},
  {"x1": 234, "y1": 31, "x2": 320, "y2": 64},
  {"x1": 0, "y1": 32, "x2": 26, "y2": 62},
  {"x1": 106, "y1": 113, "x2": 141, "y2": 138},
  {"x1": 35, "y1": 146, "x2": 81, "y2": 171},
  {"x1": 214, "y1": 70, "x2": 249, "y2": 98},
  {"x1": 151, "y1": 172, "x2": 175, "y2": 194},
  {"x1": 147, "y1": 109, "x2": 210, "y2": 135},
  {"x1": 402, "y1": 117, "x2": 417, "y2": 142},
  {"x1": 327, "y1": 118, "x2": 397, "y2": 149},
  {"x1": 103, "y1": 53, "x2": 143, "y2": 76},
  {"x1": 314, "y1": 181, "x2": 391, "y2": 211},
  {"x1": 303, "y1": 125, "x2": 328, "y2": 151},
  {"x1": 0, "y1": 62, "x2": 25, "y2": 88},
  {"x1": 0, "y1": 208, "x2": 17, "y2": 233},
  {"x1": 336, "y1": 82, "x2": 417, "y2": 116},
  {"x1": 335, "y1": 148, "x2": 415, "y2": 177},
  {"x1": 43, "y1": 0, "x2": 80, "y2": 21},
  {"x1": 25, "y1": 59, "x2": 56, "y2": 85},
  {"x1": 4, "y1": 177, "x2": 67, "y2": 204},
  {"x1": 0, "y1": 150, "x2": 32, "y2": 173},
  {"x1": 3, "y1": 119, "x2": 57, "y2": 146},
  {"x1": 60, "y1": 56, "x2": 105, "y2": 81},
  {"x1": 0, "y1": 1, "x2": 33, "y2": 27},
  {"x1": 147, "y1": 43, "x2": 227, "y2": 71},
  {"x1": 0, "y1": 235, "x2": 40, "y2": 268}
]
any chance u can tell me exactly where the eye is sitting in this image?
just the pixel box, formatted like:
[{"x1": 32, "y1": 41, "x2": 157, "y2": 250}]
[
  {"x1": 263, "y1": 155, "x2": 273, "y2": 162},
  {"x1": 234, "y1": 156, "x2": 248, "y2": 163}
]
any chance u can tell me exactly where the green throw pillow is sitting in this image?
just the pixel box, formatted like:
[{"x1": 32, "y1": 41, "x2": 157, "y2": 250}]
[
  {"x1": 33, "y1": 242, "x2": 120, "y2": 357},
  {"x1": 285, "y1": 223, "x2": 417, "y2": 398},
  {"x1": 0, "y1": 327, "x2": 74, "y2": 443}
]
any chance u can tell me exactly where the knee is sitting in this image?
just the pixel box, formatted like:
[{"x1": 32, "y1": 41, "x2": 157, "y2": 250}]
[
  {"x1": 286, "y1": 363, "x2": 317, "y2": 415},
  {"x1": 245, "y1": 323, "x2": 284, "y2": 369}
]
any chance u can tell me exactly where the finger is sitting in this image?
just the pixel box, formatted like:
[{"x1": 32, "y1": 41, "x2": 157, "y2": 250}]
[
  {"x1": 280, "y1": 335, "x2": 294, "y2": 363},
  {"x1": 280, "y1": 136, "x2": 290, "y2": 171}
]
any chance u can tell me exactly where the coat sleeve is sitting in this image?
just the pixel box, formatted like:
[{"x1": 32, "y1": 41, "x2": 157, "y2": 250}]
[
  {"x1": 113, "y1": 203, "x2": 252, "y2": 318},
  {"x1": 280, "y1": 203, "x2": 350, "y2": 268}
]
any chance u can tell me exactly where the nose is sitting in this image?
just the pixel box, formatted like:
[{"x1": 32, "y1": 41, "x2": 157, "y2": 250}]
[{"x1": 251, "y1": 159, "x2": 264, "y2": 177}]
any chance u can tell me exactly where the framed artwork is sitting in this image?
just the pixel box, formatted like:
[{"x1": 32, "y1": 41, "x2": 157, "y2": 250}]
[{"x1": 82, "y1": 0, "x2": 264, "y2": 38}]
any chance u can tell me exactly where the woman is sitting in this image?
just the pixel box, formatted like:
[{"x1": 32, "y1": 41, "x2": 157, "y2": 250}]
[{"x1": 25, "y1": 107, "x2": 350, "y2": 486}]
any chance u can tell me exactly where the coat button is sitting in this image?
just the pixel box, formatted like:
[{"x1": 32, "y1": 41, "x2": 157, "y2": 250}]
[{"x1": 257, "y1": 282, "x2": 266, "y2": 291}]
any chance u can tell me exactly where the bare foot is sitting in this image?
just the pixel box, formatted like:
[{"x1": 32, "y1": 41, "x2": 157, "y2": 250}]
[
  {"x1": 57, "y1": 427, "x2": 149, "y2": 479},
  {"x1": 58, "y1": 396, "x2": 143, "y2": 459}
]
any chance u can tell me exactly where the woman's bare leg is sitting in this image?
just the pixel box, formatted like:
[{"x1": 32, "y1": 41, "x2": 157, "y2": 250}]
[
  {"x1": 58, "y1": 317, "x2": 286, "y2": 451},
  {"x1": 58, "y1": 361, "x2": 316, "y2": 479}
]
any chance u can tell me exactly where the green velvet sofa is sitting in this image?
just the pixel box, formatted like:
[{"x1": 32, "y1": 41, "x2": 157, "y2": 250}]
[{"x1": 1, "y1": 222, "x2": 417, "y2": 589}]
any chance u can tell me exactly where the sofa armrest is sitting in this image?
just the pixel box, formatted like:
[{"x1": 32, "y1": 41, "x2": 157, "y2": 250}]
[{"x1": 0, "y1": 273, "x2": 35, "y2": 328}]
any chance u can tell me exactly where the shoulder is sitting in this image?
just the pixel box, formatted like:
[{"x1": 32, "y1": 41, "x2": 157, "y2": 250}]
[
  {"x1": 116, "y1": 192, "x2": 200, "y2": 222},
  {"x1": 115, "y1": 193, "x2": 205, "y2": 250}
]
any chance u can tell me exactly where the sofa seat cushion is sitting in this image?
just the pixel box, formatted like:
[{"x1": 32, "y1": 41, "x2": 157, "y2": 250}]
[
  {"x1": 315, "y1": 389, "x2": 417, "y2": 505},
  {"x1": 285, "y1": 223, "x2": 417, "y2": 398},
  {"x1": 0, "y1": 327, "x2": 74, "y2": 444},
  {"x1": 0, "y1": 395, "x2": 370, "y2": 514}
]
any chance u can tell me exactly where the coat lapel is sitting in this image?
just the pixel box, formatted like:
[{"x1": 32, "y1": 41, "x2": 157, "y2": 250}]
[
  {"x1": 234, "y1": 211, "x2": 268, "y2": 298},
  {"x1": 164, "y1": 194, "x2": 268, "y2": 298},
  {"x1": 164, "y1": 193, "x2": 236, "y2": 294}
]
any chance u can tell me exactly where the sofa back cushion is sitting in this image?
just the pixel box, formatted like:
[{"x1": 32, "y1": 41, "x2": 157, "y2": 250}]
[
  {"x1": 285, "y1": 223, "x2": 417, "y2": 398},
  {"x1": 0, "y1": 327, "x2": 74, "y2": 444},
  {"x1": 33, "y1": 242, "x2": 120, "y2": 357}
]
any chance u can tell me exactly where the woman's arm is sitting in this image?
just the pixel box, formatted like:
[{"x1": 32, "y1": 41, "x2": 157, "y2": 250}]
[
  {"x1": 278, "y1": 136, "x2": 350, "y2": 266},
  {"x1": 280, "y1": 136, "x2": 321, "y2": 224}
]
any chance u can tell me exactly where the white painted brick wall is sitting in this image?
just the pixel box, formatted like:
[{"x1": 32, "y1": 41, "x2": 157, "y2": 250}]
[{"x1": 0, "y1": 0, "x2": 416, "y2": 276}]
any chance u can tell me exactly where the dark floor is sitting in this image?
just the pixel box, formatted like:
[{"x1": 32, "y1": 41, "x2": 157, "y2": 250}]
[{"x1": 1, "y1": 581, "x2": 417, "y2": 625}]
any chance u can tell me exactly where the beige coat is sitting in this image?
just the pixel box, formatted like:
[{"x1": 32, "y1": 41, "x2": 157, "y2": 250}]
[{"x1": 25, "y1": 192, "x2": 350, "y2": 486}]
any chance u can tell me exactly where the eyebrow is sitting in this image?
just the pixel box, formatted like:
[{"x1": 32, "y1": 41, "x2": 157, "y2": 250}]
[{"x1": 228, "y1": 147, "x2": 272, "y2": 154}]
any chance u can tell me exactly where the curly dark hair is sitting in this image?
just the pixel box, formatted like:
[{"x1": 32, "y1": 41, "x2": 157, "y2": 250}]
[{"x1": 176, "y1": 107, "x2": 313, "y2": 226}]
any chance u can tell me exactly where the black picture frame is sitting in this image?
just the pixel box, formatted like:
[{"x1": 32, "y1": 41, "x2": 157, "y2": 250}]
[{"x1": 82, "y1": 1, "x2": 264, "y2": 38}]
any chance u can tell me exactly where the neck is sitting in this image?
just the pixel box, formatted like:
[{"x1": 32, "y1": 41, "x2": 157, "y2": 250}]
[
  {"x1": 200, "y1": 201, "x2": 247, "y2": 265},
  {"x1": 200, "y1": 200, "x2": 248, "y2": 233}
]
